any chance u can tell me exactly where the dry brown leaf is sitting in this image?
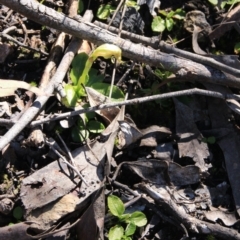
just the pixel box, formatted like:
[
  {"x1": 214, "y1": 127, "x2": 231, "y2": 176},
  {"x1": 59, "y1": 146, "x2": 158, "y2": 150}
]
[{"x1": 0, "y1": 80, "x2": 46, "y2": 97}]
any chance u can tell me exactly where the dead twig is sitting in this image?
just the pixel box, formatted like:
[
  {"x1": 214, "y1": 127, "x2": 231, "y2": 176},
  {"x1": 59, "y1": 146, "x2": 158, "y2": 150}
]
[{"x1": 28, "y1": 87, "x2": 238, "y2": 127}]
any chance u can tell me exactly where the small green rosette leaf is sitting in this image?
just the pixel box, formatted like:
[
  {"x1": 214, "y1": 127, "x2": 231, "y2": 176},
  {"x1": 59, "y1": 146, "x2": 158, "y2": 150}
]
[
  {"x1": 108, "y1": 225, "x2": 124, "y2": 240},
  {"x1": 152, "y1": 16, "x2": 165, "y2": 32},
  {"x1": 129, "y1": 211, "x2": 147, "y2": 227},
  {"x1": 108, "y1": 195, "x2": 125, "y2": 217},
  {"x1": 125, "y1": 222, "x2": 136, "y2": 236}
]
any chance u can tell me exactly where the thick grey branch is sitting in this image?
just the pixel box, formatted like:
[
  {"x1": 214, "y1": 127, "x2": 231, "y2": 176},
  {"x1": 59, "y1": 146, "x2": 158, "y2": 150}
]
[{"x1": 1, "y1": 0, "x2": 240, "y2": 87}]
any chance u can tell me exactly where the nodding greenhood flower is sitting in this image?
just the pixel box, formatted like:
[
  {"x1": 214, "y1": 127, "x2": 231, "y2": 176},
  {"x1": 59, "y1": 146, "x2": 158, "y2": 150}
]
[
  {"x1": 78, "y1": 43, "x2": 122, "y2": 86},
  {"x1": 63, "y1": 43, "x2": 122, "y2": 107},
  {"x1": 90, "y1": 43, "x2": 122, "y2": 63}
]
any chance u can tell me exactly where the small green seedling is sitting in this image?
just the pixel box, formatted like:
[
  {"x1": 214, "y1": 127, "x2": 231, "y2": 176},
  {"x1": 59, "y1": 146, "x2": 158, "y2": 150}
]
[
  {"x1": 71, "y1": 109, "x2": 105, "y2": 143},
  {"x1": 107, "y1": 195, "x2": 147, "y2": 240},
  {"x1": 152, "y1": 8, "x2": 185, "y2": 32},
  {"x1": 97, "y1": 4, "x2": 116, "y2": 19},
  {"x1": 62, "y1": 43, "x2": 123, "y2": 107},
  {"x1": 96, "y1": 0, "x2": 139, "y2": 20}
]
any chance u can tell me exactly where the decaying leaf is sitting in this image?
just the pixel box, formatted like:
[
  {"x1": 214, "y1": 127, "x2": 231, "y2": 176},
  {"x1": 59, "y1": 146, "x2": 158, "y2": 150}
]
[
  {"x1": 0, "y1": 222, "x2": 33, "y2": 240},
  {"x1": 0, "y1": 80, "x2": 46, "y2": 97},
  {"x1": 204, "y1": 210, "x2": 239, "y2": 227},
  {"x1": 117, "y1": 121, "x2": 143, "y2": 148},
  {"x1": 192, "y1": 25, "x2": 207, "y2": 55},
  {"x1": 117, "y1": 121, "x2": 171, "y2": 149},
  {"x1": 27, "y1": 193, "x2": 80, "y2": 230},
  {"x1": 174, "y1": 98, "x2": 210, "y2": 172},
  {"x1": 77, "y1": 186, "x2": 105, "y2": 240},
  {"x1": 116, "y1": 159, "x2": 200, "y2": 186},
  {"x1": 85, "y1": 87, "x2": 120, "y2": 124},
  {"x1": 0, "y1": 101, "x2": 11, "y2": 117},
  {"x1": 152, "y1": 143, "x2": 174, "y2": 160},
  {"x1": 184, "y1": 10, "x2": 211, "y2": 34}
]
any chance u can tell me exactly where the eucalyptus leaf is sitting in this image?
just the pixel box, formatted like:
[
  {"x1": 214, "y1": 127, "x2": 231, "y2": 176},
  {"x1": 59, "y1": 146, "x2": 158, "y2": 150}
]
[
  {"x1": 108, "y1": 225, "x2": 124, "y2": 240},
  {"x1": 108, "y1": 195, "x2": 125, "y2": 217}
]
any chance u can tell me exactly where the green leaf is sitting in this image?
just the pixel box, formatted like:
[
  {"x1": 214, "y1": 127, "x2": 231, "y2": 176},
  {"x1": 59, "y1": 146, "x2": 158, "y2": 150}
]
[
  {"x1": 126, "y1": 0, "x2": 140, "y2": 10},
  {"x1": 234, "y1": 42, "x2": 240, "y2": 54},
  {"x1": 158, "y1": 10, "x2": 168, "y2": 17},
  {"x1": 208, "y1": 0, "x2": 218, "y2": 5},
  {"x1": 108, "y1": 195, "x2": 125, "y2": 217},
  {"x1": 165, "y1": 18, "x2": 174, "y2": 31},
  {"x1": 207, "y1": 136, "x2": 216, "y2": 144},
  {"x1": 166, "y1": 10, "x2": 175, "y2": 18},
  {"x1": 86, "y1": 68, "x2": 105, "y2": 86},
  {"x1": 13, "y1": 206, "x2": 23, "y2": 220},
  {"x1": 151, "y1": 16, "x2": 165, "y2": 32},
  {"x1": 225, "y1": 0, "x2": 240, "y2": 5},
  {"x1": 97, "y1": 4, "x2": 116, "y2": 20},
  {"x1": 119, "y1": 213, "x2": 131, "y2": 222},
  {"x1": 90, "y1": 82, "x2": 125, "y2": 100},
  {"x1": 125, "y1": 222, "x2": 136, "y2": 236},
  {"x1": 122, "y1": 237, "x2": 132, "y2": 240},
  {"x1": 87, "y1": 120, "x2": 105, "y2": 133},
  {"x1": 71, "y1": 123, "x2": 89, "y2": 142},
  {"x1": 129, "y1": 211, "x2": 147, "y2": 227},
  {"x1": 62, "y1": 84, "x2": 79, "y2": 107},
  {"x1": 78, "y1": 0, "x2": 84, "y2": 14},
  {"x1": 173, "y1": 9, "x2": 186, "y2": 20},
  {"x1": 70, "y1": 53, "x2": 88, "y2": 85},
  {"x1": 108, "y1": 225, "x2": 124, "y2": 240}
]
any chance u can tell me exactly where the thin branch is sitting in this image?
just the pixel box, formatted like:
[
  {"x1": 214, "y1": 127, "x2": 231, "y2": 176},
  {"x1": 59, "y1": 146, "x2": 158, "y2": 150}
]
[
  {"x1": 159, "y1": 41, "x2": 240, "y2": 78},
  {"x1": 94, "y1": 21, "x2": 159, "y2": 48},
  {"x1": 28, "y1": 88, "x2": 235, "y2": 127},
  {"x1": 45, "y1": 138, "x2": 88, "y2": 186},
  {"x1": 0, "y1": 32, "x2": 48, "y2": 55}
]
